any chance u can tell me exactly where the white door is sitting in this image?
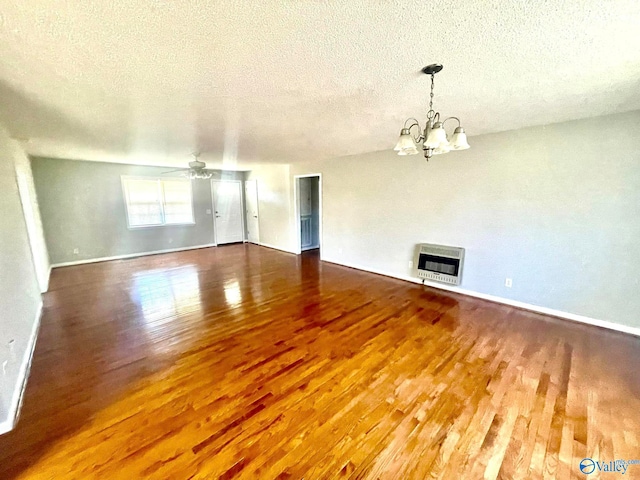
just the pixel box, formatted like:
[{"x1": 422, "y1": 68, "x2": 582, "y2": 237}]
[
  {"x1": 212, "y1": 180, "x2": 244, "y2": 245},
  {"x1": 245, "y1": 179, "x2": 260, "y2": 244}
]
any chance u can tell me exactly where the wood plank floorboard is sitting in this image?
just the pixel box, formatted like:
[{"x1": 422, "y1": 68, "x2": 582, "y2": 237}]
[{"x1": 0, "y1": 244, "x2": 639, "y2": 479}]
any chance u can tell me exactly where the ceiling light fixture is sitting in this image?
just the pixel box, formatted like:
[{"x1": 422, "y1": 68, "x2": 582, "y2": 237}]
[
  {"x1": 189, "y1": 169, "x2": 213, "y2": 180},
  {"x1": 394, "y1": 64, "x2": 470, "y2": 161},
  {"x1": 187, "y1": 152, "x2": 213, "y2": 179},
  {"x1": 163, "y1": 152, "x2": 213, "y2": 179}
]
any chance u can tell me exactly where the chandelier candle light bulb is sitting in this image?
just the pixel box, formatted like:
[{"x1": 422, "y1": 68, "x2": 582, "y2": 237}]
[{"x1": 394, "y1": 64, "x2": 470, "y2": 161}]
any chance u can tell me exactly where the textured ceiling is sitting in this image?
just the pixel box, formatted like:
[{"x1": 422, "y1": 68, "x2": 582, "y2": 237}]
[{"x1": 1, "y1": 0, "x2": 639, "y2": 168}]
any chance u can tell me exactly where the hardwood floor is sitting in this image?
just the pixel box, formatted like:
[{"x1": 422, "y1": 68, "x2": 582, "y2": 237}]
[{"x1": 1, "y1": 244, "x2": 639, "y2": 479}]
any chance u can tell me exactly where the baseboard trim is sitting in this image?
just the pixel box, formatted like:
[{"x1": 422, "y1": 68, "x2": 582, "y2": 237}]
[
  {"x1": 0, "y1": 301, "x2": 43, "y2": 435},
  {"x1": 322, "y1": 257, "x2": 640, "y2": 338},
  {"x1": 258, "y1": 242, "x2": 297, "y2": 255},
  {"x1": 51, "y1": 243, "x2": 218, "y2": 268}
]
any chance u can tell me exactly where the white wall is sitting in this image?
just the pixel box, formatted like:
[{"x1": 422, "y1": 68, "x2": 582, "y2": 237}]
[
  {"x1": 13, "y1": 148, "x2": 50, "y2": 292},
  {"x1": 0, "y1": 127, "x2": 42, "y2": 433},
  {"x1": 246, "y1": 164, "x2": 296, "y2": 253},
  {"x1": 290, "y1": 110, "x2": 640, "y2": 329}
]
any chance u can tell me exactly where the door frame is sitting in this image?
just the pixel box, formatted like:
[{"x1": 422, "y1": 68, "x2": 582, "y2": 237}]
[
  {"x1": 293, "y1": 173, "x2": 322, "y2": 257},
  {"x1": 210, "y1": 179, "x2": 246, "y2": 245},
  {"x1": 244, "y1": 179, "x2": 260, "y2": 244}
]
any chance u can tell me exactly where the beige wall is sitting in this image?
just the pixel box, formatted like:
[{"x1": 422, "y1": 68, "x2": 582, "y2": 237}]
[
  {"x1": 31, "y1": 158, "x2": 244, "y2": 264},
  {"x1": 291, "y1": 110, "x2": 640, "y2": 329},
  {"x1": 0, "y1": 127, "x2": 42, "y2": 432},
  {"x1": 245, "y1": 164, "x2": 296, "y2": 253}
]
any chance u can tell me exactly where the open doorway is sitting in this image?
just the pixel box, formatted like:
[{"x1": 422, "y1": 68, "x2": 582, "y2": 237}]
[{"x1": 295, "y1": 174, "x2": 321, "y2": 254}]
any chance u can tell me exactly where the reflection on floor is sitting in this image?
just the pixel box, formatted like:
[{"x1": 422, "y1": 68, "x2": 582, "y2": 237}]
[
  {"x1": 0, "y1": 244, "x2": 639, "y2": 479},
  {"x1": 133, "y1": 265, "x2": 202, "y2": 318}
]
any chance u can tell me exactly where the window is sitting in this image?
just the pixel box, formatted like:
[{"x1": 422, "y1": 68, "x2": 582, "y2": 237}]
[{"x1": 122, "y1": 177, "x2": 194, "y2": 227}]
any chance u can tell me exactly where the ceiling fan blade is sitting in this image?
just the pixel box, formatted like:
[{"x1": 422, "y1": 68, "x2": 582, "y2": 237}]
[{"x1": 162, "y1": 168, "x2": 187, "y2": 174}]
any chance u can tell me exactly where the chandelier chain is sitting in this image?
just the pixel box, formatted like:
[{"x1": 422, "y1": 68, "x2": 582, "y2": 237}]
[{"x1": 429, "y1": 73, "x2": 435, "y2": 112}]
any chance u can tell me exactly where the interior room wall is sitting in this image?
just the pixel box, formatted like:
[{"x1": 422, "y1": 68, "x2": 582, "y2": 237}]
[
  {"x1": 290, "y1": 110, "x2": 640, "y2": 330},
  {"x1": 245, "y1": 164, "x2": 295, "y2": 253},
  {"x1": 0, "y1": 127, "x2": 42, "y2": 433},
  {"x1": 13, "y1": 146, "x2": 50, "y2": 292},
  {"x1": 31, "y1": 157, "x2": 243, "y2": 265}
]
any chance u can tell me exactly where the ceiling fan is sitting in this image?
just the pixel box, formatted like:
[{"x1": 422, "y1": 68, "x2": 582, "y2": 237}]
[{"x1": 163, "y1": 153, "x2": 213, "y2": 179}]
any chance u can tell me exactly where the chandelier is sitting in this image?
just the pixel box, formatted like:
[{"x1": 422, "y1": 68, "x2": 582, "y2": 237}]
[{"x1": 394, "y1": 64, "x2": 470, "y2": 161}]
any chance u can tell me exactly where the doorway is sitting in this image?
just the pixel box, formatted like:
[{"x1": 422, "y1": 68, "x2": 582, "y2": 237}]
[
  {"x1": 244, "y1": 179, "x2": 260, "y2": 244},
  {"x1": 295, "y1": 174, "x2": 321, "y2": 254},
  {"x1": 211, "y1": 179, "x2": 244, "y2": 245}
]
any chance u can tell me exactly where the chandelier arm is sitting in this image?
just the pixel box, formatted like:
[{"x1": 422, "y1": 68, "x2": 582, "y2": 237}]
[
  {"x1": 403, "y1": 118, "x2": 424, "y2": 142},
  {"x1": 403, "y1": 118, "x2": 420, "y2": 129},
  {"x1": 441, "y1": 116, "x2": 461, "y2": 129},
  {"x1": 426, "y1": 111, "x2": 440, "y2": 127}
]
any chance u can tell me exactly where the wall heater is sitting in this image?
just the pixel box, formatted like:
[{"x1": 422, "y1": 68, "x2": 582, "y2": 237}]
[{"x1": 414, "y1": 243, "x2": 465, "y2": 286}]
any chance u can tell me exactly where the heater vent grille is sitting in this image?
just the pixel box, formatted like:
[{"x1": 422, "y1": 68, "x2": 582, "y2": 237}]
[
  {"x1": 419, "y1": 245, "x2": 462, "y2": 259},
  {"x1": 414, "y1": 243, "x2": 465, "y2": 286}
]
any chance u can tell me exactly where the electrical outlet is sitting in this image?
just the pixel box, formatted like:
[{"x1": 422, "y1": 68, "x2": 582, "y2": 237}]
[
  {"x1": 408, "y1": 260, "x2": 414, "y2": 269},
  {"x1": 505, "y1": 278, "x2": 513, "y2": 288},
  {"x1": 73, "y1": 248, "x2": 79, "y2": 254}
]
